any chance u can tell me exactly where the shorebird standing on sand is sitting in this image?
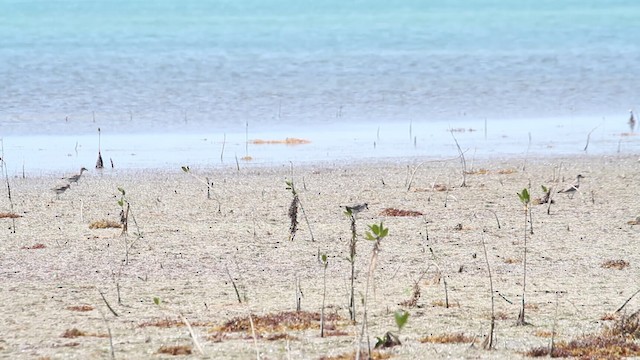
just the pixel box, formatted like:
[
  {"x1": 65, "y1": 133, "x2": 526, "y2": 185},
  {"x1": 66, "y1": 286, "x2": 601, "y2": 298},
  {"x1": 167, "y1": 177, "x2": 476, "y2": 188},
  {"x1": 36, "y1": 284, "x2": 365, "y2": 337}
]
[
  {"x1": 64, "y1": 167, "x2": 88, "y2": 184},
  {"x1": 557, "y1": 174, "x2": 584, "y2": 199},
  {"x1": 344, "y1": 203, "x2": 369, "y2": 215},
  {"x1": 629, "y1": 110, "x2": 636, "y2": 132},
  {"x1": 52, "y1": 184, "x2": 71, "y2": 199}
]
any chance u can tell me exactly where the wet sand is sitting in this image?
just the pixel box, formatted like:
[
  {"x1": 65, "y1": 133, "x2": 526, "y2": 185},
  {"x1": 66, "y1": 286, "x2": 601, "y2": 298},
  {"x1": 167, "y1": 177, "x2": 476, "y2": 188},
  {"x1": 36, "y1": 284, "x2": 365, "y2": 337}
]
[{"x1": 1, "y1": 154, "x2": 639, "y2": 359}]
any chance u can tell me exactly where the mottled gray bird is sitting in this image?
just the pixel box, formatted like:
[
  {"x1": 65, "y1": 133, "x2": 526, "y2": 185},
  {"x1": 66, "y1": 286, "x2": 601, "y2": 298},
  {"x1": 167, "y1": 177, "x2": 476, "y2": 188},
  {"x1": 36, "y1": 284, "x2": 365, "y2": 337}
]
[
  {"x1": 52, "y1": 184, "x2": 71, "y2": 199},
  {"x1": 345, "y1": 203, "x2": 368, "y2": 214},
  {"x1": 64, "y1": 167, "x2": 88, "y2": 184},
  {"x1": 557, "y1": 174, "x2": 584, "y2": 198},
  {"x1": 629, "y1": 110, "x2": 636, "y2": 132}
]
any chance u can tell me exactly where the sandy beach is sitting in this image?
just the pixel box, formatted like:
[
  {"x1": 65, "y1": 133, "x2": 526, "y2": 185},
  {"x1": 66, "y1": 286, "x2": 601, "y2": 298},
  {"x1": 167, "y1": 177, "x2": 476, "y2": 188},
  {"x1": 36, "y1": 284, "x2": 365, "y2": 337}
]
[{"x1": 1, "y1": 154, "x2": 640, "y2": 359}]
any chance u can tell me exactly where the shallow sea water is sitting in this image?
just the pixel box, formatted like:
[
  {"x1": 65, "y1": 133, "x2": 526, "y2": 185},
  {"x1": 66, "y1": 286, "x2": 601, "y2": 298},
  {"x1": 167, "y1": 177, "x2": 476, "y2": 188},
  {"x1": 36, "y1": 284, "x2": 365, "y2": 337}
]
[{"x1": 1, "y1": 0, "x2": 639, "y2": 172}]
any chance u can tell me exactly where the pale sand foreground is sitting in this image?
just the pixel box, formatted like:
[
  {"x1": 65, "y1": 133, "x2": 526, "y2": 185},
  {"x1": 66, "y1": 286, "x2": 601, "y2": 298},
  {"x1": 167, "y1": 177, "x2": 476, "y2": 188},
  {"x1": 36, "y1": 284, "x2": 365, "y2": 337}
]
[{"x1": 1, "y1": 155, "x2": 640, "y2": 359}]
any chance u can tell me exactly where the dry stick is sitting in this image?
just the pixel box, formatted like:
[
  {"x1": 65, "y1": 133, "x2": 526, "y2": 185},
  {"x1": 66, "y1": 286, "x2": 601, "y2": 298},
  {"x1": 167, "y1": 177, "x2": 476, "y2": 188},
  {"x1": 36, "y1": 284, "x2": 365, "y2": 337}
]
[
  {"x1": 617, "y1": 137, "x2": 622, "y2": 153},
  {"x1": 422, "y1": 220, "x2": 449, "y2": 307},
  {"x1": 248, "y1": 311, "x2": 260, "y2": 360},
  {"x1": 97, "y1": 308, "x2": 116, "y2": 360},
  {"x1": 179, "y1": 313, "x2": 205, "y2": 355},
  {"x1": 615, "y1": 288, "x2": 640, "y2": 313},
  {"x1": 116, "y1": 282, "x2": 122, "y2": 305},
  {"x1": 550, "y1": 292, "x2": 560, "y2": 357},
  {"x1": 546, "y1": 186, "x2": 555, "y2": 215},
  {"x1": 295, "y1": 275, "x2": 302, "y2": 311},
  {"x1": 480, "y1": 231, "x2": 495, "y2": 350},
  {"x1": 583, "y1": 124, "x2": 600, "y2": 152},
  {"x1": 245, "y1": 120, "x2": 249, "y2": 158},
  {"x1": 320, "y1": 257, "x2": 328, "y2": 337},
  {"x1": 522, "y1": 132, "x2": 531, "y2": 171},
  {"x1": 289, "y1": 164, "x2": 314, "y2": 241},
  {"x1": 298, "y1": 199, "x2": 315, "y2": 242},
  {"x1": 406, "y1": 162, "x2": 424, "y2": 191},
  {"x1": 96, "y1": 127, "x2": 104, "y2": 169},
  {"x1": 225, "y1": 265, "x2": 243, "y2": 304},
  {"x1": 98, "y1": 288, "x2": 119, "y2": 317},
  {"x1": 473, "y1": 209, "x2": 502, "y2": 229},
  {"x1": 450, "y1": 130, "x2": 467, "y2": 187},
  {"x1": 182, "y1": 168, "x2": 221, "y2": 212},
  {"x1": 220, "y1": 133, "x2": 226, "y2": 162},
  {"x1": 0, "y1": 141, "x2": 16, "y2": 233},
  {"x1": 235, "y1": 154, "x2": 240, "y2": 171}
]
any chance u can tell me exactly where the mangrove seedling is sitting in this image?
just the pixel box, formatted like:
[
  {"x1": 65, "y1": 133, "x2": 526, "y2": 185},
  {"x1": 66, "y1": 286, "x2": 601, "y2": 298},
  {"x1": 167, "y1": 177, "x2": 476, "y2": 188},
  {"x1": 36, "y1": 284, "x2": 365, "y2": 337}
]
[
  {"x1": 117, "y1": 187, "x2": 143, "y2": 265},
  {"x1": 285, "y1": 179, "x2": 314, "y2": 241},
  {"x1": 356, "y1": 221, "x2": 389, "y2": 360},
  {"x1": 517, "y1": 188, "x2": 531, "y2": 326},
  {"x1": 375, "y1": 310, "x2": 408, "y2": 349},
  {"x1": 320, "y1": 253, "x2": 328, "y2": 337},
  {"x1": 345, "y1": 207, "x2": 358, "y2": 321}
]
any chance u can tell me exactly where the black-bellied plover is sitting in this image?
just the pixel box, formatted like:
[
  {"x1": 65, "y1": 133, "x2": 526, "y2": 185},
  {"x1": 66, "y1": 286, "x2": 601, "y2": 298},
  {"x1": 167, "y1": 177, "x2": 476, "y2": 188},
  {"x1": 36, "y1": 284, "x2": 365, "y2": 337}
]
[
  {"x1": 344, "y1": 203, "x2": 368, "y2": 215},
  {"x1": 557, "y1": 174, "x2": 584, "y2": 198},
  {"x1": 52, "y1": 184, "x2": 71, "y2": 199}
]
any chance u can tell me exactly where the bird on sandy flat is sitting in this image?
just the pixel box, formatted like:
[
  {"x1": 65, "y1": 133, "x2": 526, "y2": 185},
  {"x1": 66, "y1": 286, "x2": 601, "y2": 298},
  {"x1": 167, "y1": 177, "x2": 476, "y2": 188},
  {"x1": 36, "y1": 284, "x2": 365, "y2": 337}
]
[
  {"x1": 344, "y1": 203, "x2": 369, "y2": 215},
  {"x1": 629, "y1": 110, "x2": 636, "y2": 132},
  {"x1": 64, "y1": 167, "x2": 88, "y2": 184},
  {"x1": 52, "y1": 184, "x2": 71, "y2": 199},
  {"x1": 557, "y1": 174, "x2": 584, "y2": 198}
]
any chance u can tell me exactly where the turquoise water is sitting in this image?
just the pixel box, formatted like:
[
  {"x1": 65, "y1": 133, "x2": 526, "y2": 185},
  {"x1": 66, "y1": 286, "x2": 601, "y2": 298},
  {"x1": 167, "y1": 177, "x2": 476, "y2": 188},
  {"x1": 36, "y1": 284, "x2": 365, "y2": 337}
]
[{"x1": 1, "y1": 0, "x2": 639, "y2": 171}]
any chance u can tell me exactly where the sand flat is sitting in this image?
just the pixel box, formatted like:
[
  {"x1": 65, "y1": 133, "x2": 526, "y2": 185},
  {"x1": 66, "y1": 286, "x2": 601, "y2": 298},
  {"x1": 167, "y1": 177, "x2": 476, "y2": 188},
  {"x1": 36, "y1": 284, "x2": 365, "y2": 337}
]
[{"x1": 1, "y1": 155, "x2": 639, "y2": 359}]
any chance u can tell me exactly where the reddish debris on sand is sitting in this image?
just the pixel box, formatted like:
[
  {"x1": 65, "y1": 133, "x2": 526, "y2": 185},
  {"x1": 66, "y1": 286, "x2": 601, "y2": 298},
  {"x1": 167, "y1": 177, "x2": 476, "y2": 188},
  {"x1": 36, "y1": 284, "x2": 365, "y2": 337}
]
[
  {"x1": 21, "y1": 243, "x2": 46, "y2": 250},
  {"x1": 379, "y1": 208, "x2": 424, "y2": 217}
]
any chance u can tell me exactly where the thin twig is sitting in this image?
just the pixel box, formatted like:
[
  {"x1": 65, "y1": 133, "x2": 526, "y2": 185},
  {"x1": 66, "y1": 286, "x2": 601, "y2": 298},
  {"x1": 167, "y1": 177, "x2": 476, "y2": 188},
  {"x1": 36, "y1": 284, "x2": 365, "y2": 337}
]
[
  {"x1": 98, "y1": 288, "x2": 119, "y2": 317},
  {"x1": 450, "y1": 130, "x2": 467, "y2": 187},
  {"x1": 583, "y1": 124, "x2": 600, "y2": 152},
  {"x1": 248, "y1": 311, "x2": 260, "y2": 360},
  {"x1": 407, "y1": 162, "x2": 424, "y2": 191},
  {"x1": 97, "y1": 307, "x2": 116, "y2": 360},
  {"x1": 220, "y1": 133, "x2": 226, "y2": 163},
  {"x1": 481, "y1": 231, "x2": 495, "y2": 350},
  {"x1": 180, "y1": 313, "x2": 205, "y2": 355},
  {"x1": 616, "y1": 288, "x2": 640, "y2": 313},
  {"x1": 225, "y1": 265, "x2": 242, "y2": 304}
]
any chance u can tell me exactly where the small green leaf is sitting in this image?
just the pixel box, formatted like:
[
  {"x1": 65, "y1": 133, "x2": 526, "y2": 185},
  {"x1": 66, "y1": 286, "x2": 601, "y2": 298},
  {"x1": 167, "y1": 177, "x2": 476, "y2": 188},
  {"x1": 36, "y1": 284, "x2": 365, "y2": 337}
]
[
  {"x1": 517, "y1": 188, "x2": 530, "y2": 204},
  {"x1": 321, "y1": 254, "x2": 327, "y2": 264},
  {"x1": 153, "y1": 297, "x2": 160, "y2": 305},
  {"x1": 181, "y1": 166, "x2": 189, "y2": 173},
  {"x1": 117, "y1": 199, "x2": 124, "y2": 207},
  {"x1": 117, "y1": 187, "x2": 125, "y2": 196},
  {"x1": 541, "y1": 185, "x2": 548, "y2": 193},
  {"x1": 394, "y1": 310, "x2": 409, "y2": 331}
]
